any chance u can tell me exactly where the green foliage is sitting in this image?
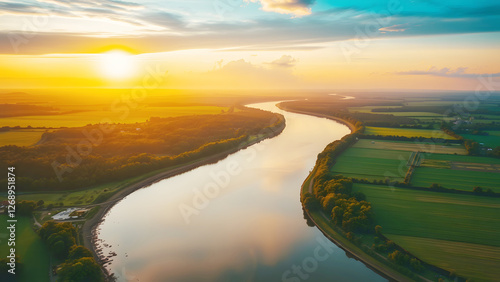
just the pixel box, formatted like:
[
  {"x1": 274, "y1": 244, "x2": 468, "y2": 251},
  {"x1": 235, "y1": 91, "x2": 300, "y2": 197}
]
[
  {"x1": 68, "y1": 245, "x2": 93, "y2": 261},
  {"x1": 0, "y1": 110, "x2": 284, "y2": 192},
  {"x1": 302, "y1": 193, "x2": 320, "y2": 211},
  {"x1": 57, "y1": 257, "x2": 103, "y2": 282},
  {"x1": 38, "y1": 221, "x2": 78, "y2": 259},
  {"x1": 410, "y1": 258, "x2": 424, "y2": 272},
  {"x1": 16, "y1": 200, "x2": 37, "y2": 216}
]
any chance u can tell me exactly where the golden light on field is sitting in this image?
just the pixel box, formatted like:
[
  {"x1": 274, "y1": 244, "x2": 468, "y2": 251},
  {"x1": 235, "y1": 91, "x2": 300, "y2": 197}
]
[{"x1": 98, "y1": 50, "x2": 136, "y2": 80}]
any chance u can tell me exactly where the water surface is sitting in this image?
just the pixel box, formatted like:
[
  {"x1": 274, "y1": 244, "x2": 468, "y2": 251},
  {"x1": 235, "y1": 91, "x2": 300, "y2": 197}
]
[{"x1": 96, "y1": 101, "x2": 386, "y2": 282}]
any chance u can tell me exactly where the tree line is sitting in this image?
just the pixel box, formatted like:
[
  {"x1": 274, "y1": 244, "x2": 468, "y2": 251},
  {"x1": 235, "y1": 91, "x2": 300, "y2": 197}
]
[
  {"x1": 38, "y1": 221, "x2": 103, "y2": 282},
  {"x1": 0, "y1": 109, "x2": 284, "y2": 192}
]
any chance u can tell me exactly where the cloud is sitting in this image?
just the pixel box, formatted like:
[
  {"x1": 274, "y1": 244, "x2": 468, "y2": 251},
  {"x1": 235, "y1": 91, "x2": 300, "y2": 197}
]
[
  {"x1": 248, "y1": 0, "x2": 315, "y2": 16},
  {"x1": 396, "y1": 67, "x2": 500, "y2": 78},
  {"x1": 379, "y1": 24, "x2": 408, "y2": 33},
  {"x1": 265, "y1": 55, "x2": 297, "y2": 68},
  {"x1": 1, "y1": 0, "x2": 500, "y2": 54}
]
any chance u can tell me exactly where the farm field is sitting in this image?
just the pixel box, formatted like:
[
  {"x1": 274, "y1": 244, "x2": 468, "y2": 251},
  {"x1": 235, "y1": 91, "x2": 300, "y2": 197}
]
[
  {"x1": 330, "y1": 146, "x2": 411, "y2": 181},
  {"x1": 354, "y1": 139, "x2": 467, "y2": 155},
  {"x1": 388, "y1": 235, "x2": 500, "y2": 282},
  {"x1": 364, "y1": 126, "x2": 458, "y2": 139},
  {"x1": 0, "y1": 129, "x2": 47, "y2": 146},
  {"x1": 0, "y1": 215, "x2": 50, "y2": 282},
  {"x1": 348, "y1": 106, "x2": 402, "y2": 113},
  {"x1": 461, "y1": 130, "x2": 500, "y2": 148},
  {"x1": 412, "y1": 153, "x2": 500, "y2": 192},
  {"x1": 0, "y1": 106, "x2": 228, "y2": 128},
  {"x1": 424, "y1": 153, "x2": 500, "y2": 164},
  {"x1": 411, "y1": 166, "x2": 500, "y2": 192},
  {"x1": 353, "y1": 183, "x2": 500, "y2": 281}
]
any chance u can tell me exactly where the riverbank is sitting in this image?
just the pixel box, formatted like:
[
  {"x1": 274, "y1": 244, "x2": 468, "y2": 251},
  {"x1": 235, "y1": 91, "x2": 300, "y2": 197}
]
[
  {"x1": 82, "y1": 118, "x2": 286, "y2": 280},
  {"x1": 276, "y1": 102, "x2": 357, "y2": 132},
  {"x1": 285, "y1": 106, "x2": 416, "y2": 282}
]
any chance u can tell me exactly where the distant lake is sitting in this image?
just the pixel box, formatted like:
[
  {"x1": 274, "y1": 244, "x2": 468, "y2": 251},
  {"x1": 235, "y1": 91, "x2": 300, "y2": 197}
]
[{"x1": 95, "y1": 101, "x2": 386, "y2": 282}]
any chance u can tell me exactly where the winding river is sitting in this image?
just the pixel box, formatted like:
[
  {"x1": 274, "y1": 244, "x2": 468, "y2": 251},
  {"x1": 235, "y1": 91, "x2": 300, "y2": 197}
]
[{"x1": 95, "y1": 101, "x2": 386, "y2": 282}]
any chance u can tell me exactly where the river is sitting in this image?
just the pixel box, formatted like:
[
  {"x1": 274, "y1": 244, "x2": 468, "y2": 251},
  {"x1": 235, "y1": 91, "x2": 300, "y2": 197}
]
[{"x1": 95, "y1": 101, "x2": 386, "y2": 282}]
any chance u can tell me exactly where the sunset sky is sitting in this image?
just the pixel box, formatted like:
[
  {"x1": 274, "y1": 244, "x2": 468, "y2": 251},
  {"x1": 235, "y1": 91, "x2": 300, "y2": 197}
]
[{"x1": 1, "y1": 0, "x2": 499, "y2": 90}]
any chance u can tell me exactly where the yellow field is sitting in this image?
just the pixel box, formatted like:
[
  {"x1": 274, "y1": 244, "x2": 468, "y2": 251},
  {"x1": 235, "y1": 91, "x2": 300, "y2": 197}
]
[
  {"x1": 365, "y1": 126, "x2": 459, "y2": 140},
  {"x1": 0, "y1": 106, "x2": 228, "y2": 128},
  {"x1": 0, "y1": 129, "x2": 47, "y2": 146}
]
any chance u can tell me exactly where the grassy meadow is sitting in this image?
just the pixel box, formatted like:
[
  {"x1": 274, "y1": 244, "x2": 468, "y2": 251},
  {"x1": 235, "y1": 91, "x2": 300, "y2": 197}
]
[
  {"x1": 353, "y1": 183, "x2": 500, "y2": 281},
  {"x1": 0, "y1": 215, "x2": 50, "y2": 282}
]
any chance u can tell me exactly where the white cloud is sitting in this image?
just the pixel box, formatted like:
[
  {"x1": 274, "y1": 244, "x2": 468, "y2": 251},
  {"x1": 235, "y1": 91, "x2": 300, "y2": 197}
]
[
  {"x1": 265, "y1": 55, "x2": 297, "y2": 68},
  {"x1": 396, "y1": 67, "x2": 500, "y2": 78},
  {"x1": 247, "y1": 0, "x2": 315, "y2": 16}
]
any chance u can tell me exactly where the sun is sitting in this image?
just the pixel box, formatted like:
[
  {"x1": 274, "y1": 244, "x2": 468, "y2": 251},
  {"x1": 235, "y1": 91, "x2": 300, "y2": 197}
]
[{"x1": 99, "y1": 50, "x2": 136, "y2": 79}]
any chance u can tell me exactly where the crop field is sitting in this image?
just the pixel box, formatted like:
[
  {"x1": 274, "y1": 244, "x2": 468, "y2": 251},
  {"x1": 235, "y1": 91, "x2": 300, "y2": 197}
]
[
  {"x1": 412, "y1": 153, "x2": 500, "y2": 192},
  {"x1": 378, "y1": 112, "x2": 442, "y2": 117},
  {"x1": 354, "y1": 139, "x2": 467, "y2": 155},
  {"x1": 425, "y1": 153, "x2": 500, "y2": 164},
  {"x1": 348, "y1": 106, "x2": 402, "y2": 113},
  {"x1": 0, "y1": 106, "x2": 228, "y2": 128},
  {"x1": 0, "y1": 215, "x2": 50, "y2": 282},
  {"x1": 364, "y1": 126, "x2": 458, "y2": 139},
  {"x1": 330, "y1": 147, "x2": 411, "y2": 181},
  {"x1": 0, "y1": 129, "x2": 47, "y2": 146},
  {"x1": 388, "y1": 235, "x2": 500, "y2": 282},
  {"x1": 411, "y1": 166, "x2": 500, "y2": 192},
  {"x1": 353, "y1": 183, "x2": 500, "y2": 281},
  {"x1": 461, "y1": 130, "x2": 500, "y2": 148}
]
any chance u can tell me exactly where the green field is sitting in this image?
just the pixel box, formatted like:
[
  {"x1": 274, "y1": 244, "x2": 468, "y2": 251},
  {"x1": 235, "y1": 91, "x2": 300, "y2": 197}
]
[
  {"x1": 461, "y1": 130, "x2": 500, "y2": 148},
  {"x1": 411, "y1": 153, "x2": 500, "y2": 192},
  {"x1": 348, "y1": 106, "x2": 402, "y2": 113},
  {"x1": 412, "y1": 166, "x2": 500, "y2": 192},
  {"x1": 0, "y1": 215, "x2": 50, "y2": 282},
  {"x1": 0, "y1": 129, "x2": 47, "y2": 146},
  {"x1": 0, "y1": 106, "x2": 228, "y2": 128},
  {"x1": 353, "y1": 183, "x2": 500, "y2": 281},
  {"x1": 330, "y1": 139, "x2": 468, "y2": 181},
  {"x1": 354, "y1": 139, "x2": 467, "y2": 155},
  {"x1": 365, "y1": 126, "x2": 458, "y2": 140},
  {"x1": 330, "y1": 147, "x2": 411, "y2": 181},
  {"x1": 424, "y1": 153, "x2": 500, "y2": 164},
  {"x1": 388, "y1": 235, "x2": 500, "y2": 282}
]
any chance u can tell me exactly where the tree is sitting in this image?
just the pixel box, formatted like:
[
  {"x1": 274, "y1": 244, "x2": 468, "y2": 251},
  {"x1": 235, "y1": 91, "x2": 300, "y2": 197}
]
[
  {"x1": 38, "y1": 221, "x2": 78, "y2": 259},
  {"x1": 473, "y1": 186, "x2": 483, "y2": 195},
  {"x1": 321, "y1": 193, "x2": 337, "y2": 213},
  {"x1": 57, "y1": 257, "x2": 103, "y2": 282},
  {"x1": 68, "y1": 245, "x2": 93, "y2": 261},
  {"x1": 410, "y1": 258, "x2": 424, "y2": 272},
  {"x1": 302, "y1": 193, "x2": 320, "y2": 211},
  {"x1": 47, "y1": 231, "x2": 76, "y2": 259},
  {"x1": 16, "y1": 200, "x2": 37, "y2": 216},
  {"x1": 375, "y1": 225, "x2": 382, "y2": 235}
]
